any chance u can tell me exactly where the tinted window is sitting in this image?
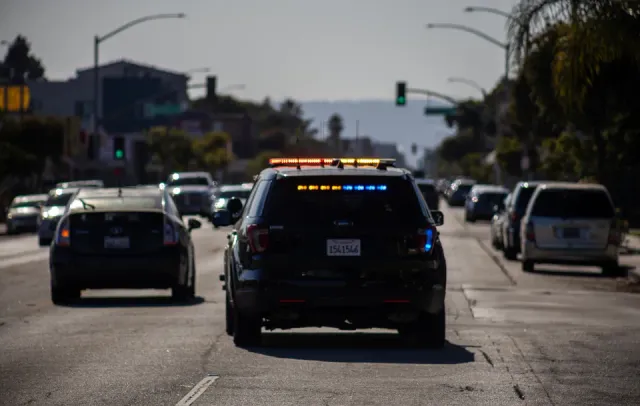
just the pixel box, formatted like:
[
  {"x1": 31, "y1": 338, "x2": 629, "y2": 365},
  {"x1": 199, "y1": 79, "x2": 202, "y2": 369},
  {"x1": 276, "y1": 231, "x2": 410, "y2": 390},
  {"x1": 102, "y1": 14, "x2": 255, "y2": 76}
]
[
  {"x1": 417, "y1": 183, "x2": 437, "y2": 196},
  {"x1": 45, "y1": 193, "x2": 73, "y2": 207},
  {"x1": 531, "y1": 189, "x2": 614, "y2": 218},
  {"x1": 264, "y1": 176, "x2": 424, "y2": 226},
  {"x1": 69, "y1": 197, "x2": 161, "y2": 211},
  {"x1": 218, "y1": 189, "x2": 252, "y2": 199},
  {"x1": 167, "y1": 177, "x2": 209, "y2": 187},
  {"x1": 478, "y1": 192, "x2": 508, "y2": 206},
  {"x1": 514, "y1": 186, "x2": 537, "y2": 213}
]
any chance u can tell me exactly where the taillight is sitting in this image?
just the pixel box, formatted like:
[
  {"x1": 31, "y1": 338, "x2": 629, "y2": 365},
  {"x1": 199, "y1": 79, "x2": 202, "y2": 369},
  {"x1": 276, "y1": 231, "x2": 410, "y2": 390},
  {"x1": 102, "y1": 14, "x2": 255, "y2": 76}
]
[
  {"x1": 525, "y1": 222, "x2": 535, "y2": 242},
  {"x1": 414, "y1": 226, "x2": 436, "y2": 253},
  {"x1": 247, "y1": 224, "x2": 269, "y2": 253},
  {"x1": 56, "y1": 217, "x2": 71, "y2": 246},
  {"x1": 163, "y1": 216, "x2": 179, "y2": 245}
]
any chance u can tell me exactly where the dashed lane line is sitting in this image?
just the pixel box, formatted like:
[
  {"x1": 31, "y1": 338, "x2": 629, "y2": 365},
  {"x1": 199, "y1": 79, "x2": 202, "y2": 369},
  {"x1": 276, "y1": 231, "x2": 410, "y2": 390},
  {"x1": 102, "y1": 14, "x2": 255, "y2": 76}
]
[{"x1": 176, "y1": 375, "x2": 219, "y2": 406}]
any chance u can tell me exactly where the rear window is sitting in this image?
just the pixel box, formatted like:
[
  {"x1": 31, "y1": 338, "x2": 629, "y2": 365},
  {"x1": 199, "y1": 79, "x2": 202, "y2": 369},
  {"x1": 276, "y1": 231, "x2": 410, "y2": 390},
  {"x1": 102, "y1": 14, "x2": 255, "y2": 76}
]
[
  {"x1": 45, "y1": 193, "x2": 73, "y2": 207},
  {"x1": 69, "y1": 197, "x2": 161, "y2": 211},
  {"x1": 531, "y1": 189, "x2": 614, "y2": 218},
  {"x1": 478, "y1": 192, "x2": 508, "y2": 205},
  {"x1": 218, "y1": 189, "x2": 252, "y2": 199},
  {"x1": 514, "y1": 186, "x2": 538, "y2": 213},
  {"x1": 167, "y1": 177, "x2": 209, "y2": 187},
  {"x1": 264, "y1": 176, "x2": 426, "y2": 226},
  {"x1": 455, "y1": 184, "x2": 474, "y2": 193},
  {"x1": 417, "y1": 183, "x2": 437, "y2": 195}
]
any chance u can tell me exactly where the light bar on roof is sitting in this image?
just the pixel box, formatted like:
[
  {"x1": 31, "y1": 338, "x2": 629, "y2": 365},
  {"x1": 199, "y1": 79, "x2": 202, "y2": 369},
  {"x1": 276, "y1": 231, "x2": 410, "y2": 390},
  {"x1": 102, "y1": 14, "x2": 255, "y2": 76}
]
[
  {"x1": 268, "y1": 157, "x2": 395, "y2": 166},
  {"x1": 296, "y1": 184, "x2": 388, "y2": 191}
]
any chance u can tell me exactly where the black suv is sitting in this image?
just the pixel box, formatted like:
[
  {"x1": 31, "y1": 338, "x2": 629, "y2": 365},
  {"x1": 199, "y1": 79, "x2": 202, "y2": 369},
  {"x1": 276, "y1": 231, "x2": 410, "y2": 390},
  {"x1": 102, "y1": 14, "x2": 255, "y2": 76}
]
[{"x1": 217, "y1": 158, "x2": 447, "y2": 348}]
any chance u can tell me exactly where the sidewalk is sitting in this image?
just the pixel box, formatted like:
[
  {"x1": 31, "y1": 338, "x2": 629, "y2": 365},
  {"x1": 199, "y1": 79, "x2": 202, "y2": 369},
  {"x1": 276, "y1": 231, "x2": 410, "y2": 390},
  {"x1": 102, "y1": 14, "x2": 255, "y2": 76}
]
[{"x1": 622, "y1": 232, "x2": 640, "y2": 281}]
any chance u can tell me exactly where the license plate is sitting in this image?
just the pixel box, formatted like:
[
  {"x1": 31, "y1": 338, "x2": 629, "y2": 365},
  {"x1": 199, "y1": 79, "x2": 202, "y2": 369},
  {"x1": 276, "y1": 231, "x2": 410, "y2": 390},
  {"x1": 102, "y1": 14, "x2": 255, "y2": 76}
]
[
  {"x1": 326, "y1": 239, "x2": 361, "y2": 256},
  {"x1": 104, "y1": 236, "x2": 130, "y2": 249},
  {"x1": 563, "y1": 228, "x2": 580, "y2": 238}
]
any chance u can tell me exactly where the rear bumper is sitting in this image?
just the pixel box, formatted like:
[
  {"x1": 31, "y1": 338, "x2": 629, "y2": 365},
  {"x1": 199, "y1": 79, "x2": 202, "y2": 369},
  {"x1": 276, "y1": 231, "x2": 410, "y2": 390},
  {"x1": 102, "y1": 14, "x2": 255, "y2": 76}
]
[
  {"x1": 521, "y1": 241, "x2": 618, "y2": 265},
  {"x1": 175, "y1": 199, "x2": 211, "y2": 216},
  {"x1": 467, "y1": 207, "x2": 493, "y2": 220},
  {"x1": 212, "y1": 210, "x2": 230, "y2": 225},
  {"x1": 50, "y1": 247, "x2": 183, "y2": 289},
  {"x1": 7, "y1": 216, "x2": 39, "y2": 231},
  {"x1": 38, "y1": 219, "x2": 60, "y2": 239}
]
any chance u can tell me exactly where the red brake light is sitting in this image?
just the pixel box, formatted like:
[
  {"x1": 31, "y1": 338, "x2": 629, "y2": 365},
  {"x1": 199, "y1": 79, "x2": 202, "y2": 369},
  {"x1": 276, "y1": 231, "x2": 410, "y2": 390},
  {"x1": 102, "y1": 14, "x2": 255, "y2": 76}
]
[
  {"x1": 525, "y1": 222, "x2": 535, "y2": 242},
  {"x1": 247, "y1": 224, "x2": 269, "y2": 253}
]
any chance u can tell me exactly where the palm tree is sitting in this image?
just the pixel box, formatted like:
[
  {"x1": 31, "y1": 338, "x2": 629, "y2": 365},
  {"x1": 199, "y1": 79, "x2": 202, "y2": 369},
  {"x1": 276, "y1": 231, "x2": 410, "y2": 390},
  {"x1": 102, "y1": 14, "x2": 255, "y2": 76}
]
[{"x1": 327, "y1": 114, "x2": 344, "y2": 152}]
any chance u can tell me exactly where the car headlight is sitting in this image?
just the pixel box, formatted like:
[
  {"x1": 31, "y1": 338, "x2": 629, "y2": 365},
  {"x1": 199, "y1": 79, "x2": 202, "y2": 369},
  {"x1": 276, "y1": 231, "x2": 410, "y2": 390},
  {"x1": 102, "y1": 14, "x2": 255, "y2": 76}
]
[
  {"x1": 7, "y1": 213, "x2": 13, "y2": 219},
  {"x1": 214, "y1": 199, "x2": 227, "y2": 209}
]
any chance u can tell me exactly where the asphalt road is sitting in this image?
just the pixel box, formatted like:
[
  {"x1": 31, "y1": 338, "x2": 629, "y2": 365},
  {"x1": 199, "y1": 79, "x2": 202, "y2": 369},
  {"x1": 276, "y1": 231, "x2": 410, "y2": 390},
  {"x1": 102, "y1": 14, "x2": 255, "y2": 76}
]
[{"x1": 1, "y1": 211, "x2": 640, "y2": 405}]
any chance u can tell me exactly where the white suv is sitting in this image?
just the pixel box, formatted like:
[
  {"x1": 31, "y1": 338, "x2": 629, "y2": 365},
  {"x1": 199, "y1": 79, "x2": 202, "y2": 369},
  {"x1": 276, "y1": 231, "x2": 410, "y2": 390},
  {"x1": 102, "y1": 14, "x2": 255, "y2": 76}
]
[{"x1": 519, "y1": 182, "x2": 621, "y2": 275}]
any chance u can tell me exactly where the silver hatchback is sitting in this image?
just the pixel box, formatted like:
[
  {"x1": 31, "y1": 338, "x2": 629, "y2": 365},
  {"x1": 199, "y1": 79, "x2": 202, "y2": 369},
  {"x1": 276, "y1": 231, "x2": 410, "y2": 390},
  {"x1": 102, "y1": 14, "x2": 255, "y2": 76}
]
[{"x1": 519, "y1": 183, "x2": 620, "y2": 275}]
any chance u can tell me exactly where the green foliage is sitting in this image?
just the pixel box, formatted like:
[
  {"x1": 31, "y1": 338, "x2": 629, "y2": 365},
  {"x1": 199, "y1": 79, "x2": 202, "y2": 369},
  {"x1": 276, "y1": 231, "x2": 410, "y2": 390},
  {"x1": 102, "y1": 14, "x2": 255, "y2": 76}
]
[
  {"x1": 192, "y1": 131, "x2": 233, "y2": 172},
  {"x1": 147, "y1": 127, "x2": 195, "y2": 173},
  {"x1": 459, "y1": 153, "x2": 492, "y2": 183},
  {"x1": 246, "y1": 150, "x2": 282, "y2": 178}
]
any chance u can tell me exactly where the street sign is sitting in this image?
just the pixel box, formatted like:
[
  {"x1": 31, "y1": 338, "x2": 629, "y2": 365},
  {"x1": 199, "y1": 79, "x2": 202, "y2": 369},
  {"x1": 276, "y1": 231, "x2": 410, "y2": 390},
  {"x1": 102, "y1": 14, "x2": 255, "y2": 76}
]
[
  {"x1": 0, "y1": 85, "x2": 31, "y2": 112},
  {"x1": 143, "y1": 103, "x2": 183, "y2": 118},
  {"x1": 424, "y1": 106, "x2": 457, "y2": 115}
]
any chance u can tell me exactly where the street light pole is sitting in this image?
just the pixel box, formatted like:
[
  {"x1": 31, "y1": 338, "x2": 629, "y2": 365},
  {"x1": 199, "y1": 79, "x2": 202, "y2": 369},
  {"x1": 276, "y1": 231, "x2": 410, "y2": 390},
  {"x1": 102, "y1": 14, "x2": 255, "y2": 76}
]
[
  {"x1": 92, "y1": 13, "x2": 186, "y2": 140},
  {"x1": 426, "y1": 23, "x2": 508, "y2": 184},
  {"x1": 447, "y1": 77, "x2": 487, "y2": 98}
]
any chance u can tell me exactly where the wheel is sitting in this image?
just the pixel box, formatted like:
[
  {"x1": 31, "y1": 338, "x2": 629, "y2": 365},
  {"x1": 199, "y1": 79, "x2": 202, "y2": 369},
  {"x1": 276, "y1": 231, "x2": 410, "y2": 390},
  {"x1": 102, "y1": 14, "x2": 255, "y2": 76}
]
[
  {"x1": 51, "y1": 285, "x2": 81, "y2": 305},
  {"x1": 232, "y1": 307, "x2": 262, "y2": 347},
  {"x1": 398, "y1": 309, "x2": 446, "y2": 349},
  {"x1": 466, "y1": 215, "x2": 475, "y2": 223},
  {"x1": 503, "y1": 246, "x2": 517, "y2": 260},
  {"x1": 172, "y1": 261, "x2": 196, "y2": 302},
  {"x1": 225, "y1": 292, "x2": 234, "y2": 336},
  {"x1": 601, "y1": 261, "x2": 623, "y2": 277},
  {"x1": 39, "y1": 237, "x2": 52, "y2": 246},
  {"x1": 522, "y1": 260, "x2": 534, "y2": 272}
]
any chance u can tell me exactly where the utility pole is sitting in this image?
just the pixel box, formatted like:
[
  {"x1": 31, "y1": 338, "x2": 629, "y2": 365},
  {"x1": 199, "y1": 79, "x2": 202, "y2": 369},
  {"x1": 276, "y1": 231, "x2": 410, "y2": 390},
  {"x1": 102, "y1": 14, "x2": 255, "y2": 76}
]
[{"x1": 355, "y1": 120, "x2": 359, "y2": 154}]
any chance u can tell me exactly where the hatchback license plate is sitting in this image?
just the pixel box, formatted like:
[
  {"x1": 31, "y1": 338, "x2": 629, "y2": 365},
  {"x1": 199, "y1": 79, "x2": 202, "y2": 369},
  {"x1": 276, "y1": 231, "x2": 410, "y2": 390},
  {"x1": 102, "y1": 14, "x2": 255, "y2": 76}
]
[
  {"x1": 327, "y1": 239, "x2": 361, "y2": 256},
  {"x1": 104, "y1": 236, "x2": 130, "y2": 249},
  {"x1": 563, "y1": 228, "x2": 580, "y2": 238}
]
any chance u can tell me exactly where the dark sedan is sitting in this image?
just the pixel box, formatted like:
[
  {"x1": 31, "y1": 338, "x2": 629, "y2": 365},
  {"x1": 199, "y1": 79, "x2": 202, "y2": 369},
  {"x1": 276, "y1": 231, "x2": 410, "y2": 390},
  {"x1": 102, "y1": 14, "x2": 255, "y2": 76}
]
[{"x1": 49, "y1": 186, "x2": 201, "y2": 304}]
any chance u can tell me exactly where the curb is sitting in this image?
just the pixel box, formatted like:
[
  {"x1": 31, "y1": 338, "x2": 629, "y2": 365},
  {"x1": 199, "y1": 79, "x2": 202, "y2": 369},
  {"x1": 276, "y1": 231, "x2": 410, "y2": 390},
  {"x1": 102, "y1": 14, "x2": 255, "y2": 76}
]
[{"x1": 475, "y1": 237, "x2": 517, "y2": 286}]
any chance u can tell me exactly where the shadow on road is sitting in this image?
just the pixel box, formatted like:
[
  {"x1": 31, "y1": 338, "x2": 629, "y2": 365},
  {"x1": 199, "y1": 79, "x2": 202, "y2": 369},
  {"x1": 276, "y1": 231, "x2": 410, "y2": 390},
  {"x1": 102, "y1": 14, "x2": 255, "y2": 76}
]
[
  {"x1": 247, "y1": 332, "x2": 476, "y2": 364},
  {"x1": 529, "y1": 265, "x2": 635, "y2": 279},
  {"x1": 64, "y1": 295, "x2": 206, "y2": 308}
]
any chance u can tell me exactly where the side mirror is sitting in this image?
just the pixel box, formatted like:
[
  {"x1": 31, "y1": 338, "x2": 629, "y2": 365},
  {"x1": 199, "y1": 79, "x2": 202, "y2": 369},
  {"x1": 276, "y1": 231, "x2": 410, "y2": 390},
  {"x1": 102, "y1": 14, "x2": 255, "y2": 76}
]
[
  {"x1": 187, "y1": 218, "x2": 202, "y2": 231},
  {"x1": 431, "y1": 210, "x2": 444, "y2": 226},
  {"x1": 226, "y1": 198, "x2": 244, "y2": 221}
]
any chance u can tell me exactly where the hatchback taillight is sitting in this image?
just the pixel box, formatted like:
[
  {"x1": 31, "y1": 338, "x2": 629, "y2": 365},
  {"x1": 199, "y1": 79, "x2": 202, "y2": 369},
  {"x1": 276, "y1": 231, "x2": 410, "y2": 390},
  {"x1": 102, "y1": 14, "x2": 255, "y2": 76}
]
[
  {"x1": 247, "y1": 224, "x2": 269, "y2": 253},
  {"x1": 163, "y1": 216, "x2": 178, "y2": 246},
  {"x1": 56, "y1": 217, "x2": 71, "y2": 246},
  {"x1": 525, "y1": 222, "x2": 535, "y2": 242}
]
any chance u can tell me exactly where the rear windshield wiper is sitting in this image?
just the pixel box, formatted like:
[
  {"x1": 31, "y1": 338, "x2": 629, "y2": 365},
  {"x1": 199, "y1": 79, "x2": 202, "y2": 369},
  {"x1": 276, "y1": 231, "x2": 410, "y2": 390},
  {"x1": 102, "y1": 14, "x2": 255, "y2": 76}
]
[{"x1": 78, "y1": 198, "x2": 96, "y2": 210}]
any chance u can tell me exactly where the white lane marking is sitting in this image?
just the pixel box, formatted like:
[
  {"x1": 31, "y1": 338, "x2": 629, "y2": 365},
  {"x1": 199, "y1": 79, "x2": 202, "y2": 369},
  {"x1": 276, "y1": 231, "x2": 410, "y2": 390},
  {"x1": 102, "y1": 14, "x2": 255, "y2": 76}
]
[
  {"x1": 176, "y1": 375, "x2": 219, "y2": 406},
  {"x1": 0, "y1": 251, "x2": 49, "y2": 269}
]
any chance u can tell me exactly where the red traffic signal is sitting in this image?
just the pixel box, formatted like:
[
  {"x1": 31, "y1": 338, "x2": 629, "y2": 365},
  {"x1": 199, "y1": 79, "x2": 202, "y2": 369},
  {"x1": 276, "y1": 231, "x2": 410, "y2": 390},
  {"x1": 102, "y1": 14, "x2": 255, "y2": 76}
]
[{"x1": 113, "y1": 167, "x2": 123, "y2": 176}]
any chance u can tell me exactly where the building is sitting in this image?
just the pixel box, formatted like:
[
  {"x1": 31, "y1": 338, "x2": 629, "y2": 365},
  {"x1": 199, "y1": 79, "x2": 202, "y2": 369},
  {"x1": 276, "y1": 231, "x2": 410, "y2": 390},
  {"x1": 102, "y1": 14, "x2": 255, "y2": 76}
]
[{"x1": 371, "y1": 141, "x2": 407, "y2": 168}]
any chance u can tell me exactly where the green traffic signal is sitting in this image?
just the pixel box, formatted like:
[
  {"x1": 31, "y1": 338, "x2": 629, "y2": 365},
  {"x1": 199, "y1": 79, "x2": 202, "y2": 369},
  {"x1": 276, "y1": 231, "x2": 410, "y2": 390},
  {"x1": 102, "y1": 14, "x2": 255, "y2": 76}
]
[
  {"x1": 397, "y1": 96, "x2": 406, "y2": 105},
  {"x1": 395, "y1": 81, "x2": 407, "y2": 106},
  {"x1": 115, "y1": 149, "x2": 124, "y2": 159}
]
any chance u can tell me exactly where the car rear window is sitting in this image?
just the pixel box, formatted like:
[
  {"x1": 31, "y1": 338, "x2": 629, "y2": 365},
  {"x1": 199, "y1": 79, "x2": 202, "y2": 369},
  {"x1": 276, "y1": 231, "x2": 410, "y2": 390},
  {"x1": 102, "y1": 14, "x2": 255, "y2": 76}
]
[
  {"x1": 264, "y1": 176, "x2": 425, "y2": 226},
  {"x1": 218, "y1": 189, "x2": 252, "y2": 199},
  {"x1": 531, "y1": 189, "x2": 614, "y2": 218},
  {"x1": 417, "y1": 183, "x2": 437, "y2": 195},
  {"x1": 514, "y1": 185, "x2": 538, "y2": 213},
  {"x1": 167, "y1": 177, "x2": 209, "y2": 187},
  {"x1": 478, "y1": 192, "x2": 508, "y2": 205},
  {"x1": 69, "y1": 197, "x2": 161, "y2": 211},
  {"x1": 456, "y1": 184, "x2": 474, "y2": 193}
]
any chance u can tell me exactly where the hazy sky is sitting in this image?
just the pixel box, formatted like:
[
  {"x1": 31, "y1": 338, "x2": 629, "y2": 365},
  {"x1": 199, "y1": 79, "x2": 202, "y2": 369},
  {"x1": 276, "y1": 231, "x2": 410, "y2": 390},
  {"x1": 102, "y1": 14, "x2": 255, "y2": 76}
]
[{"x1": 1, "y1": 0, "x2": 519, "y2": 102}]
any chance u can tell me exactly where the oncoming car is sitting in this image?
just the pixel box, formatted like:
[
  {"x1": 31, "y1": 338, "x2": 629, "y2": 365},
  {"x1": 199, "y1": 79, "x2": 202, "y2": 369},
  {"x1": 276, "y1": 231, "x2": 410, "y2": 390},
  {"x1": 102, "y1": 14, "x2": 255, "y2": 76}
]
[
  {"x1": 49, "y1": 187, "x2": 201, "y2": 304},
  {"x1": 38, "y1": 188, "x2": 80, "y2": 246},
  {"x1": 219, "y1": 157, "x2": 447, "y2": 348},
  {"x1": 5, "y1": 194, "x2": 48, "y2": 234},
  {"x1": 211, "y1": 183, "x2": 253, "y2": 227},
  {"x1": 165, "y1": 172, "x2": 216, "y2": 218},
  {"x1": 56, "y1": 180, "x2": 104, "y2": 189}
]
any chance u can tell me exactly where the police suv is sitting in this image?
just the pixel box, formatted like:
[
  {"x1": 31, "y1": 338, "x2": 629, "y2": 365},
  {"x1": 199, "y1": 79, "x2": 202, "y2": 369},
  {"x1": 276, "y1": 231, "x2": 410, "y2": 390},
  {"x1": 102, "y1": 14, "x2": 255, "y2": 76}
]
[{"x1": 218, "y1": 157, "x2": 447, "y2": 348}]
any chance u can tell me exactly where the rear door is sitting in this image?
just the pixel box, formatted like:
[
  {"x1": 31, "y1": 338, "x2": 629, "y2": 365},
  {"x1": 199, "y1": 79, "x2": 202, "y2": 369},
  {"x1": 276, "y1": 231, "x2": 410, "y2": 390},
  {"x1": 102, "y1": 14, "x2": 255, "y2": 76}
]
[
  {"x1": 263, "y1": 176, "x2": 429, "y2": 275},
  {"x1": 529, "y1": 189, "x2": 614, "y2": 250}
]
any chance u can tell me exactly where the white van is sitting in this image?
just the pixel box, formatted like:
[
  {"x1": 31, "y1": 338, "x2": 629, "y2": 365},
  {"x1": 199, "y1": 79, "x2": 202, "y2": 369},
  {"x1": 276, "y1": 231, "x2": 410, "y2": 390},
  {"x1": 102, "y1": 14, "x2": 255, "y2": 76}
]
[{"x1": 519, "y1": 182, "x2": 620, "y2": 275}]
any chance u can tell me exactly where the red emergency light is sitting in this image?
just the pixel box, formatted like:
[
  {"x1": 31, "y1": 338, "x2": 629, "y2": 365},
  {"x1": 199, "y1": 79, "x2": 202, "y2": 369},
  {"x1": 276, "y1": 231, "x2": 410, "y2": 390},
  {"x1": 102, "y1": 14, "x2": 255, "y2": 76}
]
[{"x1": 268, "y1": 157, "x2": 396, "y2": 167}]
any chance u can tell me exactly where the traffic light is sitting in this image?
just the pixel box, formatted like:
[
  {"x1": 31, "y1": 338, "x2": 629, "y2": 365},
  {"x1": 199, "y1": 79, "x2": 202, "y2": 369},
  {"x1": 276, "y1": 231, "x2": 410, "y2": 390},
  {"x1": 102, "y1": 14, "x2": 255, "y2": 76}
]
[
  {"x1": 206, "y1": 75, "x2": 217, "y2": 102},
  {"x1": 396, "y1": 81, "x2": 407, "y2": 106},
  {"x1": 113, "y1": 136, "x2": 125, "y2": 160},
  {"x1": 411, "y1": 143, "x2": 417, "y2": 155}
]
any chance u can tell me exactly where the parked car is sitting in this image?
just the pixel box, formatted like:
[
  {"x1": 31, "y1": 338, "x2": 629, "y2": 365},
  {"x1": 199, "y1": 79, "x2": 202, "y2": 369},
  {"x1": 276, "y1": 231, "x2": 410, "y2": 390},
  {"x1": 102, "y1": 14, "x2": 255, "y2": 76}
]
[
  {"x1": 464, "y1": 185, "x2": 509, "y2": 222},
  {"x1": 447, "y1": 179, "x2": 476, "y2": 207},
  {"x1": 490, "y1": 193, "x2": 512, "y2": 249}
]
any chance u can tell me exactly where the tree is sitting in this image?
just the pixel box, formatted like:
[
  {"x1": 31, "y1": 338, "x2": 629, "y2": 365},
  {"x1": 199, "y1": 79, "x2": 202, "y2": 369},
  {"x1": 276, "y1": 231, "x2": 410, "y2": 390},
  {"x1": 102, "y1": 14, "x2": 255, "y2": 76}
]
[
  {"x1": 192, "y1": 131, "x2": 233, "y2": 173},
  {"x1": 0, "y1": 35, "x2": 46, "y2": 82},
  {"x1": 246, "y1": 150, "x2": 282, "y2": 179},
  {"x1": 327, "y1": 113, "x2": 344, "y2": 151},
  {"x1": 147, "y1": 127, "x2": 194, "y2": 174}
]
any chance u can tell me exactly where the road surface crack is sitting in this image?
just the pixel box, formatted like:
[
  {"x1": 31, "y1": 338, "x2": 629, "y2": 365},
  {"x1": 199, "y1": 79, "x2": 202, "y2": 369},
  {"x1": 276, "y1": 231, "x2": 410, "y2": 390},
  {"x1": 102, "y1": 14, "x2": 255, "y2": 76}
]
[{"x1": 509, "y1": 335, "x2": 556, "y2": 405}]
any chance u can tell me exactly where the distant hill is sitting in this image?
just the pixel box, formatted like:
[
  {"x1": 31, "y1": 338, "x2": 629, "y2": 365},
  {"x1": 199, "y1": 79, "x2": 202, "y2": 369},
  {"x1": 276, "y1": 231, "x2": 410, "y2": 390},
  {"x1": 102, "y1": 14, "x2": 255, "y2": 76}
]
[{"x1": 298, "y1": 100, "x2": 454, "y2": 166}]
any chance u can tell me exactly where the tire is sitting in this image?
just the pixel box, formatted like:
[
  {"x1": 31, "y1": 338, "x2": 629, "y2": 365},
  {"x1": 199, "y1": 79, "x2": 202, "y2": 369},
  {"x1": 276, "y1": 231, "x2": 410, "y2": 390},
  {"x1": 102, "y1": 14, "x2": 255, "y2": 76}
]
[
  {"x1": 398, "y1": 309, "x2": 446, "y2": 349},
  {"x1": 503, "y1": 246, "x2": 517, "y2": 260},
  {"x1": 522, "y1": 260, "x2": 534, "y2": 272},
  {"x1": 51, "y1": 285, "x2": 80, "y2": 305},
  {"x1": 172, "y1": 261, "x2": 196, "y2": 302},
  {"x1": 225, "y1": 292, "x2": 234, "y2": 336},
  {"x1": 466, "y1": 215, "x2": 475, "y2": 223},
  {"x1": 39, "y1": 237, "x2": 52, "y2": 247},
  {"x1": 232, "y1": 307, "x2": 262, "y2": 347},
  {"x1": 601, "y1": 261, "x2": 623, "y2": 277}
]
